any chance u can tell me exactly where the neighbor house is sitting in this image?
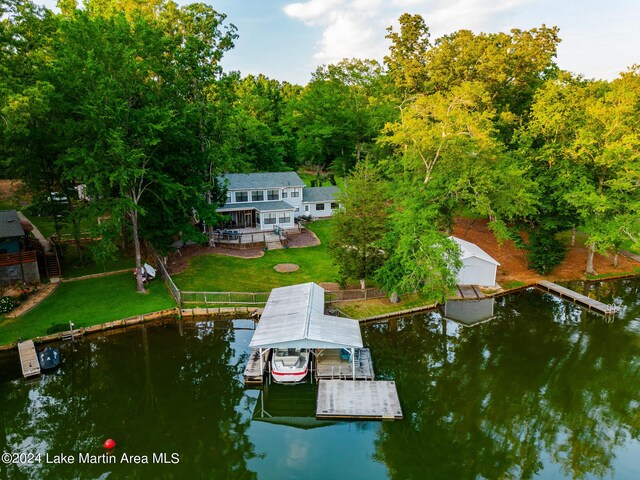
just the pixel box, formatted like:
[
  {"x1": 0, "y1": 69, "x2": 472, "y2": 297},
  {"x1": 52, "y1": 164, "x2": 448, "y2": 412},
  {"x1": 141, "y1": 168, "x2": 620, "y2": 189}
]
[
  {"x1": 216, "y1": 172, "x2": 339, "y2": 231},
  {"x1": 0, "y1": 210, "x2": 40, "y2": 284},
  {"x1": 450, "y1": 236, "x2": 500, "y2": 287}
]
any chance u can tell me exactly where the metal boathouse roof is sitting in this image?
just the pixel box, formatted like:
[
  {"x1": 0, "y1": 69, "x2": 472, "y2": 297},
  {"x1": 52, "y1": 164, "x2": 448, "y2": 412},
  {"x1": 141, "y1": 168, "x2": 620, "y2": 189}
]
[{"x1": 249, "y1": 282, "x2": 363, "y2": 350}]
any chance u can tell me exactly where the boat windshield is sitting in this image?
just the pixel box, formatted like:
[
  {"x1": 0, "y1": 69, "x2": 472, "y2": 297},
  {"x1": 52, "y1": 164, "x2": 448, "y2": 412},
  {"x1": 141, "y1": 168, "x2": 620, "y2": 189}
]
[{"x1": 275, "y1": 348, "x2": 306, "y2": 357}]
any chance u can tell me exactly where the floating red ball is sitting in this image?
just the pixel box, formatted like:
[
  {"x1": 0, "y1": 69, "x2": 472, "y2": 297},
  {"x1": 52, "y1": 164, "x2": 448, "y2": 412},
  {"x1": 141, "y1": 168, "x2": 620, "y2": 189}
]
[{"x1": 103, "y1": 439, "x2": 116, "y2": 450}]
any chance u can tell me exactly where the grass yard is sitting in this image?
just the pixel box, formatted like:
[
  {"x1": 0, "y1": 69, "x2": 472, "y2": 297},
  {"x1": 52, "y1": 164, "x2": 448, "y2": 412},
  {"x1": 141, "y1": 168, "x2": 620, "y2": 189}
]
[
  {"x1": 336, "y1": 292, "x2": 438, "y2": 320},
  {"x1": 0, "y1": 273, "x2": 176, "y2": 345},
  {"x1": 173, "y1": 220, "x2": 340, "y2": 292},
  {"x1": 60, "y1": 246, "x2": 135, "y2": 278}
]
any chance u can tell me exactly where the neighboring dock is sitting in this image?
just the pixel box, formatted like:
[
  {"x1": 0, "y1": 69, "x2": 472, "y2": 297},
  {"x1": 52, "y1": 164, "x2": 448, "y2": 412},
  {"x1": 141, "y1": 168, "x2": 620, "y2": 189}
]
[
  {"x1": 18, "y1": 340, "x2": 40, "y2": 379},
  {"x1": 536, "y1": 280, "x2": 618, "y2": 316},
  {"x1": 243, "y1": 348, "x2": 269, "y2": 385},
  {"x1": 316, "y1": 380, "x2": 403, "y2": 420},
  {"x1": 315, "y1": 348, "x2": 374, "y2": 381},
  {"x1": 456, "y1": 284, "x2": 485, "y2": 299}
]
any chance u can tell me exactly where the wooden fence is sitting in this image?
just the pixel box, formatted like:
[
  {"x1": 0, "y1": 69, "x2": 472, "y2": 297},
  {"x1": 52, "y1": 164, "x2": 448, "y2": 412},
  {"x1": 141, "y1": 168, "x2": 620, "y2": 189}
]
[
  {"x1": 180, "y1": 287, "x2": 386, "y2": 305},
  {"x1": 153, "y1": 248, "x2": 387, "y2": 306},
  {"x1": 154, "y1": 254, "x2": 181, "y2": 305},
  {"x1": 181, "y1": 291, "x2": 270, "y2": 305}
]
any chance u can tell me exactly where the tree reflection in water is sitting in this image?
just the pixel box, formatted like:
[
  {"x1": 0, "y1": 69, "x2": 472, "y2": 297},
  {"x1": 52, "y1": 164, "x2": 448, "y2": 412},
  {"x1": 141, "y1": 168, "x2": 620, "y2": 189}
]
[
  {"x1": 367, "y1": 281, "x2": 640, "y2": 480},
  {"x1": 0, "y1": 319, "x2": 257, "y2": 480}
]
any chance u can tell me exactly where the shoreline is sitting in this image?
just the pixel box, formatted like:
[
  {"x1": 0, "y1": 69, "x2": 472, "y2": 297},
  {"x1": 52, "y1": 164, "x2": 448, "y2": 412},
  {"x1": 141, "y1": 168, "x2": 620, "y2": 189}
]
[{"x1": 1, "y1": 273, "x2": 638, "y2": 352}]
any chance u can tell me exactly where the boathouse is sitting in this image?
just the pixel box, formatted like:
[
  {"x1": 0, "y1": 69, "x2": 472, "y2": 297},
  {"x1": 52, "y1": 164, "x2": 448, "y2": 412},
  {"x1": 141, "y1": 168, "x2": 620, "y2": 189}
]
[
  {"x1": 249, "y1": 282, "x2": 364, "y2": 379},
  {"x1": 450, "y1": 236, "x2": 500, "y2": 287}
]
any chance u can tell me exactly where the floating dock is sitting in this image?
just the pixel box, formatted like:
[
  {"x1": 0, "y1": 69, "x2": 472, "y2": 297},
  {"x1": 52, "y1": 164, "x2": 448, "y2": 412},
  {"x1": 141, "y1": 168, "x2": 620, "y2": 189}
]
[
  {"x1": 243, "y1": 348, "x2": 269, "y2": 385},
  {"x1": 316, "y1": 380, "x2": 403, "y2": 420},
  {"x1": 536, "y1": 280, "x2": 618, "y2": 316},
  {"x1": 315, "y1": 348, "x2": 374, "y2": 381},
  {"x1": 18, "y1": 340, "x2": 40, "y2": 379}
]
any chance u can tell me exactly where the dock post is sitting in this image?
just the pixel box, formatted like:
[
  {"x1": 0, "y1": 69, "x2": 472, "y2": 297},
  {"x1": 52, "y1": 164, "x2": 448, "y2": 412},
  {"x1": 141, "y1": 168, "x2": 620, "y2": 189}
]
[
  {"x1": 259, "y1": 348, "x2": 263, "y2": 379},
  {"x1": 351, "y1": 348, "x2": 355, "y2": 380}
]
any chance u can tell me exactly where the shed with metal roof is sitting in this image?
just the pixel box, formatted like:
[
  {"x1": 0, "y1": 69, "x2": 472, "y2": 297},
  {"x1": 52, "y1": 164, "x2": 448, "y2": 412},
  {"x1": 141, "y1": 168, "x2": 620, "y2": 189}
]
[{"x1": 450, "y1": 236, "x2": 500, "y2": 287}]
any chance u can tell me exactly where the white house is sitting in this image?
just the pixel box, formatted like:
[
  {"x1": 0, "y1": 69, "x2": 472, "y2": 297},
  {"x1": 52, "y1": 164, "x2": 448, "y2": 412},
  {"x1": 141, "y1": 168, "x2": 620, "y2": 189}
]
[
  {"x1": 450, "y1": 236, "x2": 500, "y2": 287},
  {"x1": 217, "y1": 172, "x2": 339, "y2": 231}
]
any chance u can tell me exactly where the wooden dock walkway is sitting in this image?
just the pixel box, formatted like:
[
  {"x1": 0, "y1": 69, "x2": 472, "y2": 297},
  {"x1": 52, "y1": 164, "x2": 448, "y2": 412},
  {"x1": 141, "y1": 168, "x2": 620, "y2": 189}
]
[
  {"x1": 316, "y1": 380, "x2": 403, "y2": 420},
  {"x1": 536, "y1": 280, "x2": 618, "y2": 316},
  {"x1": 18, "y1": 340, "x2": 40, "y2": 379},
  {"x1": 457, "y1": 284, "x2": 485, "y2": 299},
  {"x1": 620, "y1": 250, "x2": 640, "y2": 263},
  {"x1": 243, "y1": 348, "x2": 269, "y2": 385},
  {"x1": 315, "y1": 348, "x2": 375, "y2": 381}
]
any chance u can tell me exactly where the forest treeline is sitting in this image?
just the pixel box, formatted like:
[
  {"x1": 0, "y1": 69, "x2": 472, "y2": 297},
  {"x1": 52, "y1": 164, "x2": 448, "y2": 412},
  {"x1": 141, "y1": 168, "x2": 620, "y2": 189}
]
[{"x1": 1, "y1": 1, "x2": 638, "y2": 295}]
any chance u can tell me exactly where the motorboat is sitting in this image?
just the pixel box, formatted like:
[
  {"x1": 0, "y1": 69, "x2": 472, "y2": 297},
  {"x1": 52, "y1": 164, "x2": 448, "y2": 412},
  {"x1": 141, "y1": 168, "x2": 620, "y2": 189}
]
[
  {"x1": 38, "y1": 346, "x2": 60, "y2": 372},
  {"x1": 271, "y1": 348, "x2": 310, "y2": 383}
]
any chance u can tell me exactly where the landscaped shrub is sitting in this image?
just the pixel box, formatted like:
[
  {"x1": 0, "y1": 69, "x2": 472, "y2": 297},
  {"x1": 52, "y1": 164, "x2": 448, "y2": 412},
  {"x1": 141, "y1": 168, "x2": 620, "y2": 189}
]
[
  {"x1": 527, "y1": 231, "x2": 567, "y2": 274},
  {"x1": 0, "y1": 296, "x2": 17, "y2": 313}
]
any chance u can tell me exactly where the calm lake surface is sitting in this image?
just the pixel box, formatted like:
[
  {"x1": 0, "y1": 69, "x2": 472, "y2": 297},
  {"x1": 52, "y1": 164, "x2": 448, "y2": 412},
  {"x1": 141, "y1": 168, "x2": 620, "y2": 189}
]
[{"x1": 1, "y1": 279, "x2": 639, "y2": 479}]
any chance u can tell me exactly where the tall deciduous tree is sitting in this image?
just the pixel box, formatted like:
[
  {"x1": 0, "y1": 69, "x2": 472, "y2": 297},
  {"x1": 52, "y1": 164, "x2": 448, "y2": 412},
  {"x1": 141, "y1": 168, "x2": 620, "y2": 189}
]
[
  {"x1": 328, "y1": 162, "x2": 388, "y2": 289},
  {"x1": 51, "y1": 2, "x2": 235, "y2": 291},
  {"x1": 526, "y1": 69, "x2": 640, "y2": 274}
]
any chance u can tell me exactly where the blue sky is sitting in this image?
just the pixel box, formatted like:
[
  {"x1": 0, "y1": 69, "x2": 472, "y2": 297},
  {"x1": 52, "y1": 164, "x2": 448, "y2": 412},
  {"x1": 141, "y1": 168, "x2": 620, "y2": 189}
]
[
  {"x1": 212, "y1": 0, "x2": 640, "y2": 85},
  {"x1": 39, "y1": 0, "x2": 639, "y2": 85}
]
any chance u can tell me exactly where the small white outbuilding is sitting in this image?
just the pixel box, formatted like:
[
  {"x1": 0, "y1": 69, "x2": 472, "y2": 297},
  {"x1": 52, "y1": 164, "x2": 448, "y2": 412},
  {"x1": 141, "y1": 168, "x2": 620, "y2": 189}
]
[{"x1": 450, "y1": 236, "x2": 500, "y2": 287}]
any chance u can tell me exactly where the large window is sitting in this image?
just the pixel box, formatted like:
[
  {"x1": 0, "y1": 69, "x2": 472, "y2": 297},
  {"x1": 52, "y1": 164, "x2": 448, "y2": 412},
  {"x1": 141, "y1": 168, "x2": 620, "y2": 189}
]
[
  {"x1": 226, "y1": 192, "x2": 231, "y2": 204},
  {"x1": 235, "y1": 191, "x2": 248, "y2": 202},
  {"x1": 279, "y1": 213, "x2": 291, "y2": 224},
  {"x1": 263, "y1": 213, "x2": 277, "y2": 224},
  {"x1": 315, "y1": 203, "x2": 325, "y2": 211},
  {"x1": 267, "y1": 190, "x2": 279, "y2": 200},
  {"x1": 256, "y1": 213, "x2": 261, "y2": 224},
  {"x1": 252, "y1": 190, "x2": 264, "y2": 201},
  {"x1": 291, "y1": 188, "x2": 300, "y2": 198}
]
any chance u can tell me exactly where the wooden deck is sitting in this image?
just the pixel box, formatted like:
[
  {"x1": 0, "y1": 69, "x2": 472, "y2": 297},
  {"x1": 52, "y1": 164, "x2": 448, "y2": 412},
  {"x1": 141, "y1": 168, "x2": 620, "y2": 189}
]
[
  {"x1": 536, "y1": 280, "x2": 618, "y2": 316},
  {"x1": 315, "y1": 348, "x2": 374, "y2": 381},
  {"x1": 243, "y1": 348, "x2": 269, "y2": 385},
  {"x1": 316, "y1": 380, "x2": 403, "y2": 420},
  {"x1": 620, "y1": 250, "x2": 640, "y2": 263},
  {"x1": 18, "y1": 340, "x2": 40, "y2": 379},
  {"x1": 457, "y1": 284, "x2": 485, "y2": 299}
]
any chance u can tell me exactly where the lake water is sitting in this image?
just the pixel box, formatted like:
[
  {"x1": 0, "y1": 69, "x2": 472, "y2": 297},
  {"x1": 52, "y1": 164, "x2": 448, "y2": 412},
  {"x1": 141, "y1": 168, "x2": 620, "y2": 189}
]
[{"x1": 1, "y1": 279, "x2": 639, "y2": 479}]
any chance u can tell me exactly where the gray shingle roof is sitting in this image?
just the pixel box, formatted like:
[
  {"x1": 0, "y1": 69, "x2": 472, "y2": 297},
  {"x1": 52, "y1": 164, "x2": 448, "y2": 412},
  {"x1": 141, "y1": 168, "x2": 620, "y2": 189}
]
[
  {"x1": 217, "y1": 201, "x2": 296, "y2": 213},
  {"x1": 303, "y1": 186, "x2": 340, "y2": 203},
  {"x1": 0, "y1": 210, "x2": 25, "y2": 238},
  {"x1": 219, "y1": 172, "x2": 305, "y2": 191}
]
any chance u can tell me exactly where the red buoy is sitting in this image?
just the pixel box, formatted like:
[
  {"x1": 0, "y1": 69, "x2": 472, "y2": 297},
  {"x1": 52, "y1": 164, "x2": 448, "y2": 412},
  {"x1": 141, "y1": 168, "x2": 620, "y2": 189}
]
[{"x1": 103, "y1": 438, "x2": 116, "y2": 450}]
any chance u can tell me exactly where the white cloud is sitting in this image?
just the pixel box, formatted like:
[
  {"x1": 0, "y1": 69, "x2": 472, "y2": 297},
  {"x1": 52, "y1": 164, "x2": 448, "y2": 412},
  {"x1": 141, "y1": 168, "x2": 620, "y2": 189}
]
[{"x1": 284, "y1": 0, "x2": 532, "y2": 64}]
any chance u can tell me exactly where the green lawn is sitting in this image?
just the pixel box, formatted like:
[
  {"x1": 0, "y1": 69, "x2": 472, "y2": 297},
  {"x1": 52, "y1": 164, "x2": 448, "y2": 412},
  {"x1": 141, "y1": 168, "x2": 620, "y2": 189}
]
[
  {"x1": 0, "y1": 273, "x2": 176, "y2": 345},
  {"x1": 173, "y1": 220, "x2": 340, "y2": 292},
  {"x1": 60, "y1": 246, "x2": 135, "y2": 278},
  {"x1": 336, "y1": 292, "x2": 438, "y2": 320}
]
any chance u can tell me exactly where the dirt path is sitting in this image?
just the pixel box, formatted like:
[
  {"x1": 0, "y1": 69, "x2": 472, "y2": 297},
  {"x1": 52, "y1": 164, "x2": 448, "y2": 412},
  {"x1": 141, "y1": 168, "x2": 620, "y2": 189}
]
[
  {"x1": 7, "y1": 283, "x2": 59, "y2": 318},
  {"x1": 452, "y1": 218, "x2": 638, "y2": 285}
]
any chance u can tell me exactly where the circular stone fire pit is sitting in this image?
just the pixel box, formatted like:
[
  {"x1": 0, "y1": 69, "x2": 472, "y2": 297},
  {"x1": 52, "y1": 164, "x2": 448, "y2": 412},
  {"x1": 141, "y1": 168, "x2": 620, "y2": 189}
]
[{"x1": 274, "y1": 263, "x2": 300, "y2": 273}]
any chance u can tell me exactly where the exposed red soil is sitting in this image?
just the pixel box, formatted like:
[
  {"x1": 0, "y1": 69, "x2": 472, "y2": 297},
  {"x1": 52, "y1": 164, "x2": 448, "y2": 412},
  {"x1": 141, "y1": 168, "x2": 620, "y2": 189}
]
[{"x1": 452, "y1": 218, "x2": 638, "y2": 285}]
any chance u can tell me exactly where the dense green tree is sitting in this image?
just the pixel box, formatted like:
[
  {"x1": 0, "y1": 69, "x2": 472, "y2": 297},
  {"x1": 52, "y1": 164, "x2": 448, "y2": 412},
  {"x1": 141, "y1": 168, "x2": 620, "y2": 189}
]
[
  {"x1": 328, "y1": 162, "x2": 388, "y2": 289},
  {"x1": 525, "y1": 69, "x2": 640, "y2": 274},
  {"x1": 288, "y1": 58, "x2": 394, "y2": 176}
]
